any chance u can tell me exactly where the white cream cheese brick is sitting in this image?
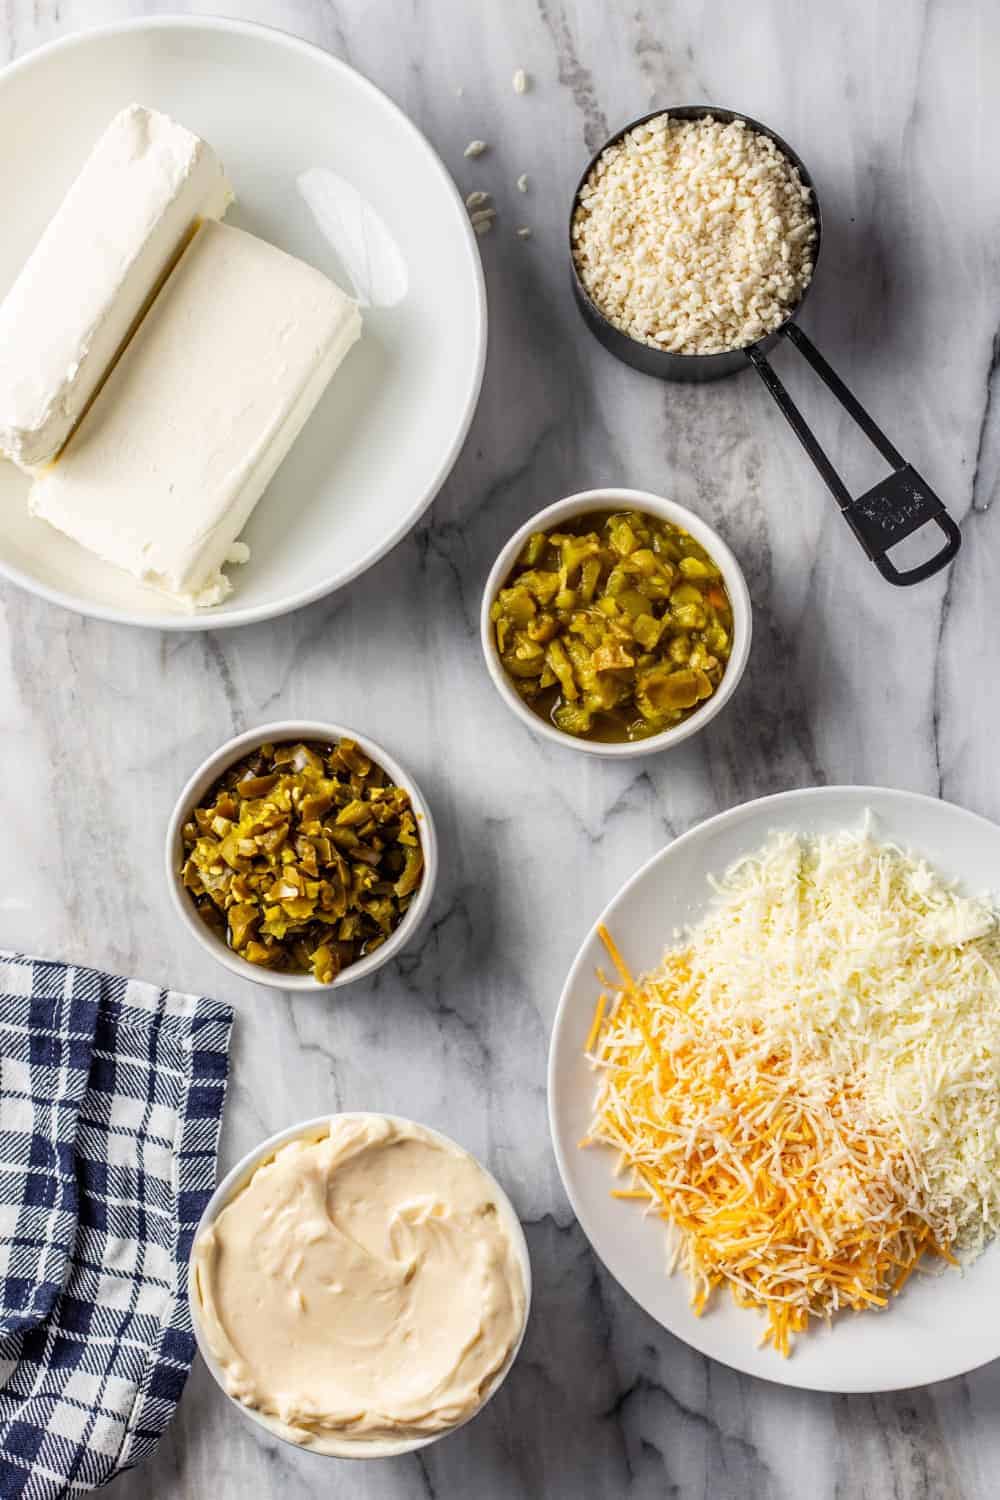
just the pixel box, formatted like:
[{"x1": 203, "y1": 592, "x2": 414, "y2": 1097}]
[
  {"x1": 28, "y1": 220, "x2": 362, "y2": 608},
  {"x1": 0, "y1": 104, "x2": 233, "y2": 470}
]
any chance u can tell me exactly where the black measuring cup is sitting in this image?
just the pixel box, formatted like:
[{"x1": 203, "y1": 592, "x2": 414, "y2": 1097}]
[{"x1": 570, "y1": 106, "x2": 962, "y2": 586}]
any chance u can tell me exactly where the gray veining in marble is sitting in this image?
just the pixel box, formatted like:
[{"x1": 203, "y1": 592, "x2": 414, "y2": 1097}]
[{"x1": 2, "y1": 1, "x2": 1000, "y2": 1497}]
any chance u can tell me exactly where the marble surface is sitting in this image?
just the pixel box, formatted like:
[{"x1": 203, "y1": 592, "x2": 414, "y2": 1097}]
[{"x1": 2, "y1": 1, "x2": 1000, "y2": 1496}]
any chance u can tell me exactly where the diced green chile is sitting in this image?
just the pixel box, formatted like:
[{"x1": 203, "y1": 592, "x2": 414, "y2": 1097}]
[{"x1": 489, "y1": 509, "x2": 734, "y2": 743}]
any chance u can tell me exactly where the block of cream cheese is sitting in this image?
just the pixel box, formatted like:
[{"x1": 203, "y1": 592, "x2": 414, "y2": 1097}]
[
  {"x1": 0, "y1": 104, "x2": 233, "y2": 470},
  {"x1": 29, "y1": 220, "x2": 362, "y2": 608}
]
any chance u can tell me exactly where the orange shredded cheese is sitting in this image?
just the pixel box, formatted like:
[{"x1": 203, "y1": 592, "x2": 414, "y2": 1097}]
[
  {"x1": 585, "y1": 925, "x2": 951, "y2": 1355},
  {"x1": 584, "y1": 994, "x2": 608, "y2": 1055}
]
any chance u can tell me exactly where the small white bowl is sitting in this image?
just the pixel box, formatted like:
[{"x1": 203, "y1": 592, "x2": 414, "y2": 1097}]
[
  {"x1": 188, "y1": 1112, "x2": 532, "y2": 1460},
  {"x1": 166, "y1": 721, "x2": 438, "y2": 991},
  {"x1": 480, "y1": 488, "x2": 752, "y2": 758}
]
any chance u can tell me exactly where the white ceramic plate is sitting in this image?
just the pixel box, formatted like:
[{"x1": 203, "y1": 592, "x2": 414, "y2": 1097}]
[
  {"x1": 549, "y1": 786, "x2": 1000, "y2": 1392},
  {"x1": 0, "y1": 17, "x2": 485, "y2": 629}
]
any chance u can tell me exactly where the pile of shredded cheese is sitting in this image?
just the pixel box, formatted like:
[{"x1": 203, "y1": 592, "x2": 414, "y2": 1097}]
[{"x1": 583, "y1": 825, "x2": 1000, "y2": 1353}]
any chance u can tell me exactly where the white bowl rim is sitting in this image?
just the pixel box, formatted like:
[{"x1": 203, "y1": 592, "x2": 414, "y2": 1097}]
[
  {"x1": 165, "y1": 720, "x2": 438, "y2": 990},
  {"x1": 188, "y1": 1110, "x2": 533, "y2": 1459},
  {"x1": 479, "y1": 487, "x2": 752, "y2": 758},
  {"x1": 0, "y1": 13, "x2": 487, "y2": 632}
]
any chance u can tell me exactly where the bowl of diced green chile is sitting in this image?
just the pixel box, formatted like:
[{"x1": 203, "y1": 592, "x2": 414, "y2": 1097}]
[
  {"x1": 481, "y1": 490, "x2": 751, "y2": 756},
  {"x1": 166, "y1": 722, "x2": 438, "y2": 990}
]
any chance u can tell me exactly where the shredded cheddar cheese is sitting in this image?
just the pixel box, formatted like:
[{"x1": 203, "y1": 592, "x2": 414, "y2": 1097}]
[{"x1": 584, "y1": 826, "x2": 1000, "y2": 1353}]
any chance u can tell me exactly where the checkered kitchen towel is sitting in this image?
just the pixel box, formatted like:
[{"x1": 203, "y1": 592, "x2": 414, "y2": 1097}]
[{"x1": 0, "y1": 954, "x2": 233, "y2": 1497}]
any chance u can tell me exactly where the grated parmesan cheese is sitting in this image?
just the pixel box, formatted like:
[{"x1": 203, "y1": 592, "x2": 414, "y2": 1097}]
[{"x1": 571, "y1": 113, "x2": 816, "y2": 354}]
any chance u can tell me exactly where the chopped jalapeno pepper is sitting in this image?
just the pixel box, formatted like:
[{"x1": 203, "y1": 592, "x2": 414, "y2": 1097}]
[{"x1": 180, "y1": 740, "x2": 423, "y2": 982}]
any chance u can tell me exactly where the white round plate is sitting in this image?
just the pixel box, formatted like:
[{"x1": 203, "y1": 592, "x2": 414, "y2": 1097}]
[
  {"x1": 0, "y1": 17, "x2": 485, "y2": 629},
  {"x1": 549, "y1": 785, "x2": 1000, "y2": 1392}
]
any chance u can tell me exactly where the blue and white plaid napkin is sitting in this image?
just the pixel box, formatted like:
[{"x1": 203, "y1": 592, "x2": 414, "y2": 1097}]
[{"x1": 0, "y1": 954, "x2": 233, "y2": 1498}]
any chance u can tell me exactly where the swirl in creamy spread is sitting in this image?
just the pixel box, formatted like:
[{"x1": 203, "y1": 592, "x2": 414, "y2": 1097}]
[{"x1": 192, "y1": 1115, "x2": 527, "y2": 1448}]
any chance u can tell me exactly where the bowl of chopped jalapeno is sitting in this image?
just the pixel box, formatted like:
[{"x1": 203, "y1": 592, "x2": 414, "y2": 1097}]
[
  {"x1": 481, "y1": 490, "x2": 751, "y2": 755},
  {"x1": 166, "y1": 722, "x2": 437, "y2": 990}
]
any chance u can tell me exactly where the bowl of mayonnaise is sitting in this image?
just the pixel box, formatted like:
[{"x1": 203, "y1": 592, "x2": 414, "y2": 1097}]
[{"x1": 189, "y1": 1112, "x2": 531, "y2": 1458}]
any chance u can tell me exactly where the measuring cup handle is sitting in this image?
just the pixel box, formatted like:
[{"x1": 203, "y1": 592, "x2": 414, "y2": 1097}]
[{"x1": 744, "y1": 325, "x2": 961, "y2": 585}]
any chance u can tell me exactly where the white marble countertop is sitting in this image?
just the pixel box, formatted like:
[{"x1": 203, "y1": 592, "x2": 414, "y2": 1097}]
[{"x1": 3, "y1": 1, "x2": 1000, "y2": 1497}]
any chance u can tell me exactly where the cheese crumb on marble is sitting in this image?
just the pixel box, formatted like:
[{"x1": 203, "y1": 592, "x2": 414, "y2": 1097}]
[{"x1": 572, "y1": 112, "x2": 816, "y2": 354}]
